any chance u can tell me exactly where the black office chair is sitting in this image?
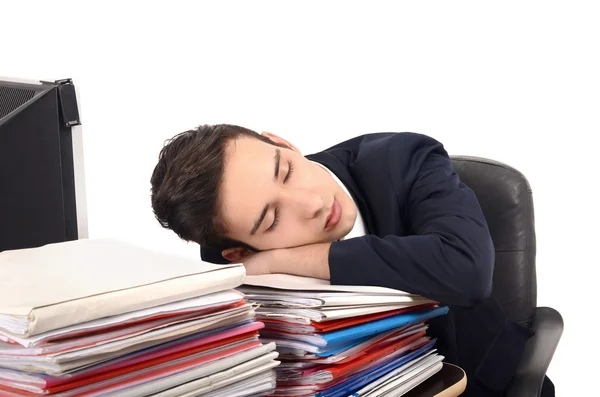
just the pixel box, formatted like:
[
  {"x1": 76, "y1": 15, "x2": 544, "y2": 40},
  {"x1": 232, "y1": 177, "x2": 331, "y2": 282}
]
[{"x1": 450, "y1": 156, "x2": 563, "y2": 397}]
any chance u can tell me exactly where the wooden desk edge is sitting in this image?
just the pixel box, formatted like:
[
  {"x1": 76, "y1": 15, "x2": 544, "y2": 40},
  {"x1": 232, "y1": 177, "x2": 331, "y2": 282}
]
[{"x1": 433, "y1": 363, "x2": 467, "y2": 397}]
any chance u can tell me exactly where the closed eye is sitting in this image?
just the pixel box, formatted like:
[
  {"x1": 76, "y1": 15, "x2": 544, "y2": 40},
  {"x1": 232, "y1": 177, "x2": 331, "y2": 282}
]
[
  {"x1": 283, "y1": 161, "x2": 294, "y2": 184},
  {"x1": 266, "y1": 207, "x2": 279, "y2": 233},
  {"x1": 266, "y1": 161, "x2": 292, "y2": 233}
]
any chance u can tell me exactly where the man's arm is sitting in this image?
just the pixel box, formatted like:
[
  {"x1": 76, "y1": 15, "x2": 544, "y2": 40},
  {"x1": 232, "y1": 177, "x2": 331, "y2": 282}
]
[
  {"x1": 326, "y1": 133, "x2": 494, "y2": 307},
  {"x1": 243, "y1": 242, "x2": 332, "y2": 279}
]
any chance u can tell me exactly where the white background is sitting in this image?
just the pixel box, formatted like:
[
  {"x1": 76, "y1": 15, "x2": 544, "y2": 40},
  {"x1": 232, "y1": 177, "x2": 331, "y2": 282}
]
[{"x1": 2, "y1": 1, "x2": 598, "y2": 393}]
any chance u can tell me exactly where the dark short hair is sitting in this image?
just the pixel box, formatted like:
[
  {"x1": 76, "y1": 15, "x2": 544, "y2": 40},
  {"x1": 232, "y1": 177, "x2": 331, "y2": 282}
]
[{"x1": 150, "y1": 124, "x2": 283, "y2": 251}]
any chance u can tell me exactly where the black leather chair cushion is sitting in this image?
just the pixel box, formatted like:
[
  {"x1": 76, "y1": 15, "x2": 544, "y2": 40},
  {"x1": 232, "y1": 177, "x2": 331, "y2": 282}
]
[{"x1": 451, "y1": 156, "x2": 537, "y2": 326}]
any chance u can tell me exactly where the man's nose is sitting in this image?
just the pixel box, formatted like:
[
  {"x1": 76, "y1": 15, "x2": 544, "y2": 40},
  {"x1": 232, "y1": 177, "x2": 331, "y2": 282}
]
[{"x1": 282, "y1": 188, "x2": 325, "y2": 219}]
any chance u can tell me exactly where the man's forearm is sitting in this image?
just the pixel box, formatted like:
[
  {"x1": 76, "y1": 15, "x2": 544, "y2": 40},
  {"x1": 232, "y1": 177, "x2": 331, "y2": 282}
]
[{"x1": 271, "y1": 242, "x2": 332, "y2": 280}]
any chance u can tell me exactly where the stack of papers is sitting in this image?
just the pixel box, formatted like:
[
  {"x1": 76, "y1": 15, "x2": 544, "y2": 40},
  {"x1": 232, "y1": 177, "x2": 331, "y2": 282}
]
[
  {"x1": 0, "y1": 239, "x2": 280, "y2": 397},
  {"x1": 240, "y1": 274, "x2": 448, "y2": 397}
]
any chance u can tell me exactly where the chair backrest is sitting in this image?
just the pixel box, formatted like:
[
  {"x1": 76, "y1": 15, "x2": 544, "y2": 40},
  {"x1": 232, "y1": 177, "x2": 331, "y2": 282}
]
[{"x1": 451, "y1": 156, "x2": 536, "y2": 326}]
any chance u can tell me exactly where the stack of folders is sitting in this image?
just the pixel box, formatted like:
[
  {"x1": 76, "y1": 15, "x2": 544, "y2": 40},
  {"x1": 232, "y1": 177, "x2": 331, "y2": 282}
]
[
  {"x1": 0, "y1": 239, "x2": 279, "y2": 397},
  {"x1": 239, "y1": 274, "x2": 449, "y2": 397}
]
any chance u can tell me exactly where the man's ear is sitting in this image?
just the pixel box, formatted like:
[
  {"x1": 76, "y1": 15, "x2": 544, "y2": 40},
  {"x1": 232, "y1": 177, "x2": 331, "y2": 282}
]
[
  {"x1": 261, "y1": 131, "x2": 301, "y2": 153},
  {"x1": 222, "y1": 247, "x2": 254, "y2": 263}
]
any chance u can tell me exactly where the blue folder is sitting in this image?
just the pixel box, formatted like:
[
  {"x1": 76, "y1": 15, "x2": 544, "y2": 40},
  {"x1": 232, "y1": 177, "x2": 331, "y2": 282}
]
[
  {"x1": 317, "y1": 340, "x2": 437, "y2": 397},
  {"x1": 320, "y1": 306, "x2": 448, "y2": 349},
  {"x1": 316, "y1": 334, "x2": 374, "y2": 357}
]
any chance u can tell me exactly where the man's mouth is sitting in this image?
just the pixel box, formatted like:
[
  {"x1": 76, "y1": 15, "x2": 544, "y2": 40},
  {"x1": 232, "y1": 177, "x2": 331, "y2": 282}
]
[{"x1": 325, "y1": 199, "x2": 342, "y2": 230}]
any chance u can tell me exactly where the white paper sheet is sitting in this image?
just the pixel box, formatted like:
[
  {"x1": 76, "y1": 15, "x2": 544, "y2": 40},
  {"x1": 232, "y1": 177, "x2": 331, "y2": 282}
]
[
  {"x1": 0, "y1": 304, "x2": 253, "y2": 357},
  {"x1": 361, "y1": 355, "x2": 444, "y2": 397},
  {"x1": 0, "y1": 308, "x2": 255, "y2": 375},
  {"x1": 243, "y1": 293, "x2": 429, "y2": 308},
  {"x1": 0, "y1": 336, "x2": 260, "y2": 394},
  {"x1": 0, "y1": 238, "x2": 245, "y2": 336},
  {"x1": 149, "y1": 354, "x2": 279, "y2": 397},
  {"x1": 243, "y1": 274, "x2": 411, "y2": 294},
  {"x1": 64, "y1": 344, "x2": 279, "y2": 397},
  {"x1": 255, "y1": 302, "x2": 426, "y2": 323},
  {"x1": 352, "y1": 352, "x2": 440, "y2": 396},
  {"x1": 196, "y1": 370, "x2": 277, "y2": 397},
  {"x1": 383, "y1": 362, "x2": 443, "y2": 396},
  {"x1": 0, "y1": 290, "x2": 244, "y2": 348}
]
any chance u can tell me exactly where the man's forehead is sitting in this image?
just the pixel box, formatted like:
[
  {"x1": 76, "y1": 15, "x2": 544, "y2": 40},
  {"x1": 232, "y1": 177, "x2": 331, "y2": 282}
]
[
  {"x1": 221, "y1": 138, "x2": 272, "y2": 233},
  {"x1": 220, "y1": 191, "x2": 256, "y2": 231},
  {"x1": 226, "y1": 136, "x2": 270, "y2": 158},
  {"x1": 224, "y1": 138, "x2": 273, "y2": 181}
]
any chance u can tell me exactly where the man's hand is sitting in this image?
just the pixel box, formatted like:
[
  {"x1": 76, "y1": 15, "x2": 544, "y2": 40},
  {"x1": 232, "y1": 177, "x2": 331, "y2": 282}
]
[
  {"x1": 241, "y1": 250, "x2": 277, "y2": 276},
  {"x1": 242, "y1": 242, "x2": 332, "y2": 280}
]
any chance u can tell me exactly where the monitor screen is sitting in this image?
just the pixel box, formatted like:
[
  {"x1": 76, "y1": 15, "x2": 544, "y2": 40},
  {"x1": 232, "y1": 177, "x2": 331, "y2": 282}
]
[{"x1": 0, "y1": 78, "x2": 87, "y2": 252}]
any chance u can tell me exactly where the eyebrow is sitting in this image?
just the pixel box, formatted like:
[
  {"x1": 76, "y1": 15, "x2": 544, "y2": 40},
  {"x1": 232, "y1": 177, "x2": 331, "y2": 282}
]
[
  {"x1": 250, "y1": 149, "x2": 281, "y2": 235},
  {"x1": 250, "y1": 205, "x2": 269, "y2": 235},
  {"x1": 273, "y1": 149, "x2": 281, "y2": 180}
]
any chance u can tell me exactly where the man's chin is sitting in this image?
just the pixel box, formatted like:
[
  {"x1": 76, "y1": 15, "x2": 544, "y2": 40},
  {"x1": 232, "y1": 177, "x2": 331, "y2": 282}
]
[{"x1": 327, "y1": 226, "x2": 354, "y2": 242}]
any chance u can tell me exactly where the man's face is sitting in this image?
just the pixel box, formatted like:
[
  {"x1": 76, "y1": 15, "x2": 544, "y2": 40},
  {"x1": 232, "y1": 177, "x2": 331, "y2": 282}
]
[{"x1": 219, "y1": 133, "x2": 358, "y2": 252}]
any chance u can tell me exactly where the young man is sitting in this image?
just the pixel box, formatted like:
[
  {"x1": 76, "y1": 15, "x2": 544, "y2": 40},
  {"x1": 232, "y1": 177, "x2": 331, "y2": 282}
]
[{"x1": 150, "y1": 124, "x2": 551, "y2": 397}]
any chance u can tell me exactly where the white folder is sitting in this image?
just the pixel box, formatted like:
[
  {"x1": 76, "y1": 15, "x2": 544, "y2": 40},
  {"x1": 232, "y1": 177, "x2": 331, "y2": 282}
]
[
  {"x1": 191, "y1": 370, "x2": 277, "y2": 397},
  {"x1": 0, "y1": 238, "x2": 245, "y2": 337},
  {"x1": 149, "y1": 352, "x2": 279, "y2": 397},
  {"x1": 243, "y1": 274, "x2": 414, "y2": 295}
]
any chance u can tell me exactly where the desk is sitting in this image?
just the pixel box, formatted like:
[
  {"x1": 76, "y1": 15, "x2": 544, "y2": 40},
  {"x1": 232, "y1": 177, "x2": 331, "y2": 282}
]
[{"x1": 404, "y1": 363, "x2": 467, "y2": 397}]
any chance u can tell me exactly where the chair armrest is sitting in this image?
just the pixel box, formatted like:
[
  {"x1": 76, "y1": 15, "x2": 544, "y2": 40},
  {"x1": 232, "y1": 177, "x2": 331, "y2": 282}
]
[{"x1": 506, "y1": 307, "x2": 563, "y2": 397}]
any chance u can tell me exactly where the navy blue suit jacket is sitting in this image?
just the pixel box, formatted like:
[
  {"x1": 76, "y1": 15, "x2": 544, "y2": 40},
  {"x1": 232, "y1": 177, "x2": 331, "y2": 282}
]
[{"x1": 201, "y1": 132, "x2": 532, "y2": 396}]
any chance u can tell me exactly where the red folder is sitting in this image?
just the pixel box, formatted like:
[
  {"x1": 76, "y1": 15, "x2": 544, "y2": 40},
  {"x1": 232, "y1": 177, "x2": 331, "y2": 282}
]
[
  {"x1": 0, "y1": 322, "x2": 264, "y2": 395},
  {"x1": 0, "y1": 339, "x2": 261, "y2": 396},
  {"x1": 277, "y1": 330, "x2": 429, "y2": 386},
  {"x1": 262, "y1": 303, "x2": 437, "y2": 333}
]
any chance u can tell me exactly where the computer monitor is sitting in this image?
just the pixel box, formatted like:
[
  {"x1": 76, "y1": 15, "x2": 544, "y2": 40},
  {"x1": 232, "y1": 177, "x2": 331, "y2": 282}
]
[{"x1": 0, "y1": 77, "x2": 88, "y2": 252}]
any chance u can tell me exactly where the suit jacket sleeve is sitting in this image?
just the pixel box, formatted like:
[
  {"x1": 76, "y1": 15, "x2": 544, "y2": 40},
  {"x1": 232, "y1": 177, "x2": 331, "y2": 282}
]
[{"x1": 328, "y1": 133, "x2": 495, "y2": 307}]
